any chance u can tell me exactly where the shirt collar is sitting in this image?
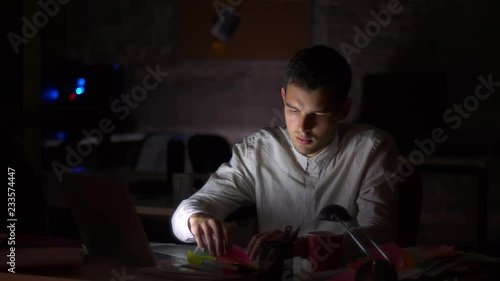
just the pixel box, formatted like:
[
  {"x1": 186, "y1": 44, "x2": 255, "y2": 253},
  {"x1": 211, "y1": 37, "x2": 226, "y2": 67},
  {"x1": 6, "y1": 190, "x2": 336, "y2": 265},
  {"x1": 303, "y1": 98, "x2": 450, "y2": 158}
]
[{"x1": 287, "y1": 127, "x2": 340, "y2": 170}]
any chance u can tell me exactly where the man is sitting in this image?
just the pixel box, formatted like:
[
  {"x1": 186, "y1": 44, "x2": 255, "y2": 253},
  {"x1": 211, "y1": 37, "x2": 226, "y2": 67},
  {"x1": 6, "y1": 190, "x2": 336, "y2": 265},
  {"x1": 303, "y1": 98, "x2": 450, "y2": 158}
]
[{"x1": 172, "y1": 45, "x2": 399, "y2": 263}]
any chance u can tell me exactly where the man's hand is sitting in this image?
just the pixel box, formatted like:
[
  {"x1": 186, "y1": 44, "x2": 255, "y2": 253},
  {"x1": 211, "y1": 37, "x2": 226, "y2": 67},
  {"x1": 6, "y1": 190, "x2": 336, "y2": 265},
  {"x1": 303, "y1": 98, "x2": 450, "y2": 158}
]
[
  {"x1": 188, "y1": 213, "x2": 232, "y2": 256},
  {"x1": 246, "y1": 229, "x2": 284, "y2": 260}
]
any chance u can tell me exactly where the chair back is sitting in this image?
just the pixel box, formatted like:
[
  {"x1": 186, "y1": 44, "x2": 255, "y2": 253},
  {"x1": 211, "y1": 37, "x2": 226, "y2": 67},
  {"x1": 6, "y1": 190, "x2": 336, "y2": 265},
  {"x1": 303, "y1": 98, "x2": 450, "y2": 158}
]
[
  {"x1": 187, "y1": 134, "x2": 232, "y2": 174},
  {"x1": 134, "y1": 133, "x2": 185, "y2": 185}
]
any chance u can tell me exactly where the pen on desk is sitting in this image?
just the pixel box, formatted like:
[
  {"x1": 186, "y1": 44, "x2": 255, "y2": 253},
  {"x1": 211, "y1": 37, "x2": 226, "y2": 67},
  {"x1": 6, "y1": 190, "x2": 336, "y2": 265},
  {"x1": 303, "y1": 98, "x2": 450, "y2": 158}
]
[
  {"x1": 290, "y1": 224, "x2": 302, "y2": 243},
  {"x1": 283, "y1": 225, "x2": 293, "y2": 243}
]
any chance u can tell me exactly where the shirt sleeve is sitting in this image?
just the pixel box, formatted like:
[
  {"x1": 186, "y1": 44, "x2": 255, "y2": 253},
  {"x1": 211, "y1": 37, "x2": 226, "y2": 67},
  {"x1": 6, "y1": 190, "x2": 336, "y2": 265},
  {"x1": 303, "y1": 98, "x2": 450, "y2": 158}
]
[
  {"x1": 171, "y1": 138, "x2": 257, "y2": 243},
  {"x1": 340, "y1": 134, "x2": 401, "y2": 263}
]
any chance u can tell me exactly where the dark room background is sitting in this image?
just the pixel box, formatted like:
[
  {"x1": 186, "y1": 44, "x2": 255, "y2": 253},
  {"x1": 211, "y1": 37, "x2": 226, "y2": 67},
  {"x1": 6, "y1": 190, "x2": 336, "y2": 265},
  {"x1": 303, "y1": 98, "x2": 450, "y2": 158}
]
[{"x1": 5, "y1": 0, "x2": 500, "y2": 256}]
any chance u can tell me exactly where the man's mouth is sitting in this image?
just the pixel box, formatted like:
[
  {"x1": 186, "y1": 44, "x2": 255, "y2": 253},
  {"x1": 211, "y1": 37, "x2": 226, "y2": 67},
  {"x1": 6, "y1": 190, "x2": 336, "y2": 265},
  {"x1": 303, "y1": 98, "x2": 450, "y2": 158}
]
[{"x1": 296, "y1": 136, "x2": 312, "y2": 145}]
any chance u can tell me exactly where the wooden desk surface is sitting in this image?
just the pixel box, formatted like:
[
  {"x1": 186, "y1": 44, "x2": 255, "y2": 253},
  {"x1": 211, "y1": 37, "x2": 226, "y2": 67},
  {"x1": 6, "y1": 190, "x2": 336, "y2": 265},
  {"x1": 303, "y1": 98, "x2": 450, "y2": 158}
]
[
  {"x1": 2, "y1": 257, "x2": 498, "y2": 281},
  {"x1": 132, "y1": 194, "x2": 176, "y2": 217},
  {"x1": 0, "y1": 257, "x2": 170, "y2": 281}
]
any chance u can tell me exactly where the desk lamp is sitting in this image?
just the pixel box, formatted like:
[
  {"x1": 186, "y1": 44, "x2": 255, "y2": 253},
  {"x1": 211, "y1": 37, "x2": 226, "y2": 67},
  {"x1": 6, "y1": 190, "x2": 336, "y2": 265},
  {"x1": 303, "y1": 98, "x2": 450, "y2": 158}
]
[{"x1": 317, "y1": 204, "x2": 398, "y2": 281}]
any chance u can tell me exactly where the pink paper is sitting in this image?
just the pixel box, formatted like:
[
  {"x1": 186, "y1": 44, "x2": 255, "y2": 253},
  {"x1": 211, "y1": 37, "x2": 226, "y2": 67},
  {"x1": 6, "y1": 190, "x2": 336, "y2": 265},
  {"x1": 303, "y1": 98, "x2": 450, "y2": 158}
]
[
  {"x1": 216, "y1": 246, "x2": 251, "y2": 263},
  {"x1": 370, "y1": 242, "x2": 405, "y2": 270}
]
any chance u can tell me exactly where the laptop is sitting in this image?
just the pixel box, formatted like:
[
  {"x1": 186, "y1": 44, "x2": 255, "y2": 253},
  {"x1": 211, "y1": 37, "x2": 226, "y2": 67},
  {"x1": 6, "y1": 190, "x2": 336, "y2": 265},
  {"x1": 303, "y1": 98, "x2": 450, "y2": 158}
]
[{"x1": 61, "y1": 173, "x2": 196, "y2": 267}]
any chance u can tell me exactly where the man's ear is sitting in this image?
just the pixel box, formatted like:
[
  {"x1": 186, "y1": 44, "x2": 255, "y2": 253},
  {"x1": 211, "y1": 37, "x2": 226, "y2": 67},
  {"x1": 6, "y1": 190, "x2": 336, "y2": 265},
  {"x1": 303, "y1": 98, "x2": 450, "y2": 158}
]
[
  {"x1": 338, "y1": 98, "x2": 353, "y2": 120},
  {"x1": 281, "y1": 87, "x2": 286, "y2": 103}
]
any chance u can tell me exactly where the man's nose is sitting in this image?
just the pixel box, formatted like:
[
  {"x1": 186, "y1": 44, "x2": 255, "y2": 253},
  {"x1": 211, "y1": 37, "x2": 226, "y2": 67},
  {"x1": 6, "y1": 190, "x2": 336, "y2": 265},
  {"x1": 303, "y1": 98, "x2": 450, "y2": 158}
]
[{"x1": 298, "y1": 114, "x2": 315, "y2": 132}]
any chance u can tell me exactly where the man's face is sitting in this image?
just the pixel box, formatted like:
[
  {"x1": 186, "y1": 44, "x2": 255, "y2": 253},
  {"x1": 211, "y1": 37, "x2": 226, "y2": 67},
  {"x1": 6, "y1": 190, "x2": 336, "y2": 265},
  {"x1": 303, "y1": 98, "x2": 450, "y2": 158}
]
[{"x1": 281, "y1": 84, "x2": 351, "y2": 158}]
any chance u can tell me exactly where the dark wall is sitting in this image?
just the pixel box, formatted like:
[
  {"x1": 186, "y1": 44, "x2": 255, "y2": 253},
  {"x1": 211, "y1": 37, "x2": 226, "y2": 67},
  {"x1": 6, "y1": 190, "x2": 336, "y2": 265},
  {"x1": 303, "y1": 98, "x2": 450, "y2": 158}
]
[
  {"x1": 8, "y1": 0, "x2": 500, "y2": 251},
  {"x1": 47, "y1": 0, "x2": 500, "y2": 146}
]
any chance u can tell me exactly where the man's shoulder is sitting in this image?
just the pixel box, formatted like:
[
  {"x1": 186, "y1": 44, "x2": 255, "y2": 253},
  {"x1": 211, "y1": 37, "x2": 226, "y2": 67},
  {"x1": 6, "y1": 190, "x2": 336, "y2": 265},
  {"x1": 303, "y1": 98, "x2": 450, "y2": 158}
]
[
  {"x1": 243, "y1": 126, "x2": 287, "y2": 144},
  {"x1": 339, "y1": 123, "x2": 395, "y2": 145}
]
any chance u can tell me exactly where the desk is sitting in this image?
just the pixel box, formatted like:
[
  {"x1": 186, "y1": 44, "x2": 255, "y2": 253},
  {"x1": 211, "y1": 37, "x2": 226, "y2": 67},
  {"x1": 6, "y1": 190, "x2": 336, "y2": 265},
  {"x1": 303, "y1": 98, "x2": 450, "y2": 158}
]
[
  {"x1": 133, "y1": 195, "x2": 176, "y2": 217},
  {"x1": 1, "y1": 234, "x2": 498, "y2": 281},
  {"x1": 1, "y1": 255, "x2": 498, "y2": 281},
  {"x1": 0, "y1": 257, "x2": 155, "y2": 281}
]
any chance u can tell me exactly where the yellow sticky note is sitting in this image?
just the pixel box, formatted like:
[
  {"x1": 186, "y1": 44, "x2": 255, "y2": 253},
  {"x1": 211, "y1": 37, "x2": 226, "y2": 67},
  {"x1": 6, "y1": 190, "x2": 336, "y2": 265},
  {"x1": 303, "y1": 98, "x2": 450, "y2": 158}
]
[{"x1": 187, "y1": 249, "x2": 216, "y2": 265}]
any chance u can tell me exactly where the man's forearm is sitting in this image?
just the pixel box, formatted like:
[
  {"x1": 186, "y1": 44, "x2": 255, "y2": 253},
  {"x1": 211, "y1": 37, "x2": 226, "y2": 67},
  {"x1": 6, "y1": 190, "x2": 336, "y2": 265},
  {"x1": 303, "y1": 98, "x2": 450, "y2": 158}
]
[{"x1": 171, "y1": 199, "x2": 212, "y2": 242}]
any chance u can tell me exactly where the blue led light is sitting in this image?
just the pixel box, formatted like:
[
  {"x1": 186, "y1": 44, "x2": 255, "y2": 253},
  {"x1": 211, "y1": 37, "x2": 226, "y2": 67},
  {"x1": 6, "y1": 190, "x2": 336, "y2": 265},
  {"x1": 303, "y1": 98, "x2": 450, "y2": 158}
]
[
  {"x1": 75, "y1": 87, "x2": 85, "y2": 95},
  {"x1": 77, "y1": 78, "x2": 86, "y2": 86},
  {"x1": 73, "y1": 166, "x2": 87, "y2": 173},
  {"x1": 42, "y1": 86, "x2": 59, "y2": 102},
  {"x1": 55, "y1": 132, "x2": 67, "y2": 140},
  {"x1": 113, "y1": 63, "x2": 120, "y2": 70}
]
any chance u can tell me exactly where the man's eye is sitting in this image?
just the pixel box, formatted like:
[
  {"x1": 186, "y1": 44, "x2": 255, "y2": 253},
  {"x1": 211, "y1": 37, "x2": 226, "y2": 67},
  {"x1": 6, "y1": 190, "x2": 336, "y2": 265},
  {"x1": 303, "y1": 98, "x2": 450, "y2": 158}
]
[{"x1": 289, "y1": 108, "x2": 298, "y2": 113}]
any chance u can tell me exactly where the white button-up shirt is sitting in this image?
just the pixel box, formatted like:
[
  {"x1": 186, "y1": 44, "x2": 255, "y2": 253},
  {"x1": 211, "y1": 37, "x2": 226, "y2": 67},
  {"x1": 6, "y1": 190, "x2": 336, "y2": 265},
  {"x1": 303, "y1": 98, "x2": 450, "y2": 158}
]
[{"x1": 172, "y1": 123, "x2": 400, "y2": 261}]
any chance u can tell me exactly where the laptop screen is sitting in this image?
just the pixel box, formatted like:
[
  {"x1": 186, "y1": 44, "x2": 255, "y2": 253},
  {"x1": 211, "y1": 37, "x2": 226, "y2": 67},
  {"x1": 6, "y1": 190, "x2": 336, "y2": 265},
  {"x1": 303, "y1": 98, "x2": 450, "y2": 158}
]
[{"x1": 62, "y1": 173, "x2": 157, "y2": 267}]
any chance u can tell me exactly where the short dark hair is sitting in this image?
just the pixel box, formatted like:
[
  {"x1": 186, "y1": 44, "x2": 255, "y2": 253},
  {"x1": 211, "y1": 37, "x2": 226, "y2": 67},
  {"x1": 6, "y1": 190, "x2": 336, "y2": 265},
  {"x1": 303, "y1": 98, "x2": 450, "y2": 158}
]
[{"x1": 284, "y1": 45, "x2": 352, "y2": 105}]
